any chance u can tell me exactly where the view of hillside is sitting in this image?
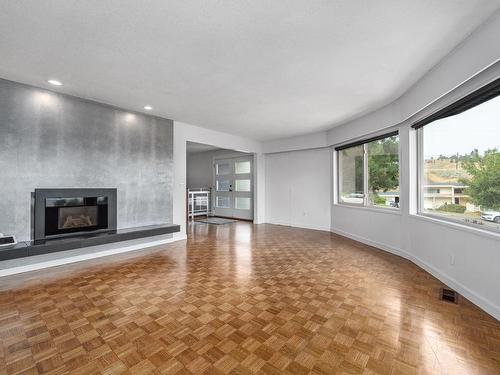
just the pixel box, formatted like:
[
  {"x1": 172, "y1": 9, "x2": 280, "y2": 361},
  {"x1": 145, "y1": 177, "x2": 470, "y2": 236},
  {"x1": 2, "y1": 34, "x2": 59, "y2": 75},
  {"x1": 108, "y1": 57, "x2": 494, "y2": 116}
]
[
  {"x1": 422, "y1": 149, "x2": 500, "y2": 231},
  {"x1": 424, "y1": 158, "x2": 470, "y2": 184}
]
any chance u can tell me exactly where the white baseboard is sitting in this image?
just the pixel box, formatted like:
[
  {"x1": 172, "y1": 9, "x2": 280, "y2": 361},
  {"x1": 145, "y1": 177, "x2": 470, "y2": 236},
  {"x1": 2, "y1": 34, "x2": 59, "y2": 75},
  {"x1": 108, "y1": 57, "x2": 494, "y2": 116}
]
[
  {"x1": 0, "y1": 234, "x2": 187, "y2": 278},
  {"x1": 265, "y1": 220, "x2": 331, "y2": 232},
  {"x1": 330, "y1": 228, "x2": 411, "y2": 259},
  {"x1": 408, "y1": 253, "x2": 500, "y2": 322},
  {"x1": 331, "y1": 227, "x2": 500, "y2": 322}
]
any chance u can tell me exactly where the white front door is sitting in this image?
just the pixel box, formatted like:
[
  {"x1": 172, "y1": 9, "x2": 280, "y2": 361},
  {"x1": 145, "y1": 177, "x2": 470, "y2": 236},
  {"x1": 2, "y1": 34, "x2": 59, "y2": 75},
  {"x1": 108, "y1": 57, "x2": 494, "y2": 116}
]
[{"x1": 213, "y1": 156, "x2": 253, "y2": 220}]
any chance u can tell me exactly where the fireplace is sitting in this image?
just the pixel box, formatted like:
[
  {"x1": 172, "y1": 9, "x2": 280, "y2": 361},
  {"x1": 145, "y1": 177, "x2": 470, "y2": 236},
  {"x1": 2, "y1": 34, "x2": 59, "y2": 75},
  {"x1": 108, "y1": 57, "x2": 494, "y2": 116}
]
[{"x1": 34, "y1": 188, "x2": 117, "y2": 241}]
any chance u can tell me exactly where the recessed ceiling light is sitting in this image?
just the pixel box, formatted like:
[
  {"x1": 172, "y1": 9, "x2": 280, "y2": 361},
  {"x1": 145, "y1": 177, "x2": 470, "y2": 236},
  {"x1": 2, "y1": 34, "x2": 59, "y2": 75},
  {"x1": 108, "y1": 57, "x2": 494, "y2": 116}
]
[
  {"x1": 48, "y1": 79, "x2": 62, "y2": 86},
  {"x1": 144, "y1": 105, "x2": 153, "y2": 110}
]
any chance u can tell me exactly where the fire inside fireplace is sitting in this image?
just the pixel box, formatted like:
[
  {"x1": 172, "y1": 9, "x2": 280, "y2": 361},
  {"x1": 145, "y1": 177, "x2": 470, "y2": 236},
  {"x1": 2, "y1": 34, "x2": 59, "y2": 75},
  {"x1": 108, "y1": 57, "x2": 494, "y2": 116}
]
[
  {"x1": 58, "y1": 206, "x2": 98, "y2": 229},
  {"x1": 44, "y1": 196, "x2": 109, "y2": 237}
]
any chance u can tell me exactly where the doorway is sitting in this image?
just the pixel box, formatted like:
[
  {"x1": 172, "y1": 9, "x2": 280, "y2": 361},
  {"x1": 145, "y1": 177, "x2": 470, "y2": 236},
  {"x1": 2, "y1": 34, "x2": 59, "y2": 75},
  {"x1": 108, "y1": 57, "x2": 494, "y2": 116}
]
[
  {"x1": 213, "y1": 156, "x2": 253, "y2": 220},
  {"x1": 186, "y1": 142, "x2": 254, "y2": 222}
]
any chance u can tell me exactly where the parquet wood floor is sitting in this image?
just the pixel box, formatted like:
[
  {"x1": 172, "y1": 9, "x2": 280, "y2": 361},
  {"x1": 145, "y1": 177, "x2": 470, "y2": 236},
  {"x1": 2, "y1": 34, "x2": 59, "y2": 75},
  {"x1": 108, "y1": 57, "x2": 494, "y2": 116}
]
[{"x1": 0, "y1": 222, "x2": 499, "y2": 374}]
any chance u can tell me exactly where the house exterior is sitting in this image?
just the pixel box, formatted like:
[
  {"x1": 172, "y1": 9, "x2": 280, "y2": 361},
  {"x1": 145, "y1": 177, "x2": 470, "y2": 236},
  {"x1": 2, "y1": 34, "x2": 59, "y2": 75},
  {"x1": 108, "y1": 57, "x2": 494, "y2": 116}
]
[
  {"x1": 376, "y1": 184, "x2": 481, "y2": 212},
  {"x1": 423, "y1": 183, "x2": 480, "y2": 212},
  {"x1": 378, "y1": 191, "x2": 400, "y2": 207}
]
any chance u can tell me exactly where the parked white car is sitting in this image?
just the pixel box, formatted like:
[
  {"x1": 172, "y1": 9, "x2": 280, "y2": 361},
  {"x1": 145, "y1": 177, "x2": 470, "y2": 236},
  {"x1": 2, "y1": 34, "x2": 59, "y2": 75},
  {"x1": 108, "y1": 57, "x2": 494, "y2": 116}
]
[
  {"x1": 481, "y1": 210, "x2": 500, "y2": 223},
  {"x1": 342, "y1": 193, "x2": 364, "y2": 204}
]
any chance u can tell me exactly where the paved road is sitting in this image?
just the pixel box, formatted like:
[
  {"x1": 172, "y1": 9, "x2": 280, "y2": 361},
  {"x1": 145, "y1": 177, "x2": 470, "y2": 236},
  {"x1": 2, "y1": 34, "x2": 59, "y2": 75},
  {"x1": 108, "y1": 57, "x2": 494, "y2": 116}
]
[{"x1": 424, "y1": 210, "x2": 500, "y2": 232}]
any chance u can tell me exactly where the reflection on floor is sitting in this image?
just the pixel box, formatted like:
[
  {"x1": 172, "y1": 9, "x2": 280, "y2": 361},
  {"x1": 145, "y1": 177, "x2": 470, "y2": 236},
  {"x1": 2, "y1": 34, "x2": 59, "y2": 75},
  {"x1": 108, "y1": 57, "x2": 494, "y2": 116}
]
[{"x1": 0, "y1": 222, "x2": 499, "y2": 374}]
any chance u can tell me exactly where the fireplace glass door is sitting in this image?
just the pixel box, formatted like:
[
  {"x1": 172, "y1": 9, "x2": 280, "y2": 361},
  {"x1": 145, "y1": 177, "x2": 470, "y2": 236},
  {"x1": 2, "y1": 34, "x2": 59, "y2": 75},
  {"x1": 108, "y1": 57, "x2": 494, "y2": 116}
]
[
  {"x1": 44, "y1": 196, "x2": 109, "y2": 237},
  {"x1": 58, "y1": 206, "x2": 98, "y2": 229}
]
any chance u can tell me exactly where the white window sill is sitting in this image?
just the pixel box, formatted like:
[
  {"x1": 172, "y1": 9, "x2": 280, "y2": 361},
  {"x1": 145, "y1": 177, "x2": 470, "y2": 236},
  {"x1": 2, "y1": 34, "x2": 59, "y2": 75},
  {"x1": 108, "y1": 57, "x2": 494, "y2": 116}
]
[
  {"x1": 333, "y1": 203, "x2": 402, "y2": 216},
  {"x1": 410, "y1": 213, "x2": 500, "y2": 241}
]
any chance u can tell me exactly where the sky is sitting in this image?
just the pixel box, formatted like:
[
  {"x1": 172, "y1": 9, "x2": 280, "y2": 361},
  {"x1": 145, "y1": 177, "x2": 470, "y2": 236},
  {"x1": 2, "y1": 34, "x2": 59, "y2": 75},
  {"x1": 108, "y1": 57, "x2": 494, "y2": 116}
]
[{"x1": 423, "y1": 95, "x2": 500, "y2": 159}]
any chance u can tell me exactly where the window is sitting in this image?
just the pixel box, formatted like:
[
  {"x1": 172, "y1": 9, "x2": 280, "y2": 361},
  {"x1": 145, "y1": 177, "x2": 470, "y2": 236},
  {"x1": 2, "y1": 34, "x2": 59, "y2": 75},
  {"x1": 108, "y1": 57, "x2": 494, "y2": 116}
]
[
  {"x1": 235, "y1": 197, "x2": 251, "y2": 210},
  {"x1": 415, "y1": 78, "x2": 500, "y2": 233},
  {"x1": 235, "y1": 161, "x2": 251, "y2": 174},
  {"x1": 337, "y1": 132, "x2": 400, "y2": 209},
  {"x1": 426, "y1": 188, "x2": 441, "y2": 194},
  {"x1": 216, "y1": 163, "x2": 230, "y2": 175},
  {"x1": 235, "y1": 179, "x2": 251, "y2": 192},
  {"x1": 216, "y1": 196, "x2": 230, "y2": 208},
  {"x1": 216, "y1": 180, "x2": 230, "y2": 192}
]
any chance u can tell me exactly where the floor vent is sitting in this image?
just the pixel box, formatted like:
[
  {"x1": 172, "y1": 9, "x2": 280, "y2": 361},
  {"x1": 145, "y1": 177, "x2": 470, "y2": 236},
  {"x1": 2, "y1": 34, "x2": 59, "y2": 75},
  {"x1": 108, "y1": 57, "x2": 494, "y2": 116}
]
[{"x1": 441, "y1": 288, "x2": 458, "y2": 303}]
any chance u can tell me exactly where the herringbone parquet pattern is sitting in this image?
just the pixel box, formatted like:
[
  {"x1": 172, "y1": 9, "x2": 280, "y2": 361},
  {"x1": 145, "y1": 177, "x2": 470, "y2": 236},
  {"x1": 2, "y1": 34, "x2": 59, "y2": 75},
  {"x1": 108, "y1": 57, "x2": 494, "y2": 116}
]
[{"x1": 0, "y1": 223, "x2": 499, "y2": 374}]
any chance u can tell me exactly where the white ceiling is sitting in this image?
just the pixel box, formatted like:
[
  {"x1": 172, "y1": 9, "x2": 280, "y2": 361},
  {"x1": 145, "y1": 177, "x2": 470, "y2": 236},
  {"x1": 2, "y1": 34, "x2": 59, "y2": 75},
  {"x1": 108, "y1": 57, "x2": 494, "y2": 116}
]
[{"x1": 1, "y1": 1, "x2": 499, "y2": 141}]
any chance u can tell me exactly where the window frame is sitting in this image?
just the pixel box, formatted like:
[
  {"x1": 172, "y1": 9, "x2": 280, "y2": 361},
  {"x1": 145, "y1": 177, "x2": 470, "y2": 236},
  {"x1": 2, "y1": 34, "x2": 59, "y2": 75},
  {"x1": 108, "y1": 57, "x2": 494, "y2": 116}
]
[
  {"x1": 414, "y1": 77, "x2": 500, "y2": 235},
  {"x1": 336, "y1": 131, "x2": 401, "y2": 211},
  {"x1": 337, "y1": 143, "x2": 365, "y2": 207}
]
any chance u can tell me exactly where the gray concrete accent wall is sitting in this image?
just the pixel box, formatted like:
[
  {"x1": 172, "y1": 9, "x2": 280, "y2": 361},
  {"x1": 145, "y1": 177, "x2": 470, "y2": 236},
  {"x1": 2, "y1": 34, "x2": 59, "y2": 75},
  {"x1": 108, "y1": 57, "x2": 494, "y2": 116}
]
[{"x1": 0, "y1": 79, "x2": 173, "y2": 241}]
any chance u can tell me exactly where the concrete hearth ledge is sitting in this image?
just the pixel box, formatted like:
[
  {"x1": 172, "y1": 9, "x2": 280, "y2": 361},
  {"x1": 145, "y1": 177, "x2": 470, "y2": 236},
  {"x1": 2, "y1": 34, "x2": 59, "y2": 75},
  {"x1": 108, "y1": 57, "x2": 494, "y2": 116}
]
[
  {"x1": 0, "y1": 224, "x2": 180, "y2": 261},
  {"x1": 0, "y1": 232, "x2": 187, "y2": 278}
]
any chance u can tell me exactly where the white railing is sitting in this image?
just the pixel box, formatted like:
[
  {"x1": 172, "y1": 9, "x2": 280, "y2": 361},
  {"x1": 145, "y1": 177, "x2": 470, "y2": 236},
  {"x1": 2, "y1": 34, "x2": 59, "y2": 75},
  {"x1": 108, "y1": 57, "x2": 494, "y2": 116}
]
[{"x1": 188, "y1": 188, "x2": 212, "y2": 220}]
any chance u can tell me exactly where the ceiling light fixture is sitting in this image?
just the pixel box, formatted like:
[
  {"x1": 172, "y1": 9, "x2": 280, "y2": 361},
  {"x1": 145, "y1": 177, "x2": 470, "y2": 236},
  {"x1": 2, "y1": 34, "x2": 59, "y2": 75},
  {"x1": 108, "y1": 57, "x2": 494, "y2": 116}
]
[
  {"x1": 144, "y1": 105, "x2": 153, "y2": 110},
  {"x1": 48, "y1": 79, "x2": 62, "y2": 86}
]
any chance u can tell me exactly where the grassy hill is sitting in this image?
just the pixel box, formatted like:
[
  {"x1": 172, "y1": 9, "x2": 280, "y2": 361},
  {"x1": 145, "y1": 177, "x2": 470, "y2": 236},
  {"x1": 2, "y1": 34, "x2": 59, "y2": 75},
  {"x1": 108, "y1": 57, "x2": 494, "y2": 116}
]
[{"x1": 424, "y1": 159, "x2": 470, "y2": 184}]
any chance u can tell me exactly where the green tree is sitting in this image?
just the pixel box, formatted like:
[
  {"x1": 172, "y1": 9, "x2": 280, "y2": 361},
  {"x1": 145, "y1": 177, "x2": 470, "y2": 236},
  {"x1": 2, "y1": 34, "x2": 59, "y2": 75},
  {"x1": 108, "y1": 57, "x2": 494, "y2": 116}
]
[
  {"x1": 368, "y1": 136, "x2": 399, "y2": 192},
  {"x1": 460, "y1": 149, "x2": 500, "y2": 210}
]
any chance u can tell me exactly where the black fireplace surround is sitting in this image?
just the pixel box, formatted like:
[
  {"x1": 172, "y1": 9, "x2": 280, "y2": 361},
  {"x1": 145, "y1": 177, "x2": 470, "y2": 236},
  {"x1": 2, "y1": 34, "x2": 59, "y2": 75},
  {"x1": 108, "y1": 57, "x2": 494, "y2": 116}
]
[
  {"x1": 0, "y1": 188, "x2": 180, "y2": 261},
  {"x1": 34, "y1": 188, "x2": 117, "y2": 241}
]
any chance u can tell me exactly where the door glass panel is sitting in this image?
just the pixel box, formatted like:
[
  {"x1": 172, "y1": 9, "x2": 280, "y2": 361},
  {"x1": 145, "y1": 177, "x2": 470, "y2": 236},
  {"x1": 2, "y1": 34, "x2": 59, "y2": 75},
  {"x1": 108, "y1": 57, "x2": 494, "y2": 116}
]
[
  {"x1": 216, "y1": 163, "x2": 230, "y2": 175},
  {"x1": 235, "y1": 179, "x2": 251, "y2": 192},
  {"x1": 235, "y1": 197, "x2": 251, "y2": 210},
  {"x1": 235, "y1": 161, "x2": 251, "y2": 174},
  {"x1": 216, "y1": 196, "x2": 230, "y2": 208},
  {"x1": 216, "y1": 180, "x2": 230, "y2": 192}
]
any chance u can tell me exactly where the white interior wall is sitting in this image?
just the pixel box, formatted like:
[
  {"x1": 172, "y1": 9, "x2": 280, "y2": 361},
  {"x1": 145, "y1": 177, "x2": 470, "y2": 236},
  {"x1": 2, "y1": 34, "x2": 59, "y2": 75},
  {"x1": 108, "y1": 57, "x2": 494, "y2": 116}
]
[
  {"x1": 265, "y1": 148, "x2": 331, "y2": 231},
  {"x1": 327, "y1": 18, "x2": 500, "y2": 320},
  {"x1": 173, "y1": 121, "x2": 264, "y2": 240},
  {"x1": 263, "y1": 131, "x2": 329, "y2": 153},
  {"x1": 186, "y1": 152, "x2": 214, "y2": 189},
  {"x1": 261, "y1": 11, "x2": 500, "y2": 320},
  {"x1": 328, "y1": 63, "x2": 500, "y2": 320}
]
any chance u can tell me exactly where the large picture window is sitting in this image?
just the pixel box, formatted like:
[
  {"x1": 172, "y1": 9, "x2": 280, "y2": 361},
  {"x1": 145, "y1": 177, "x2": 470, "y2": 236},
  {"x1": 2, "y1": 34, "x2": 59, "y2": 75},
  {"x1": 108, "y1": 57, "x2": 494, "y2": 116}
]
[
  {"x1": 415, "y1": 78, "x2": 500, "y2": 233},
  {"x1": 337, "y1": 132, "x2": 400, "y2": 208}
]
